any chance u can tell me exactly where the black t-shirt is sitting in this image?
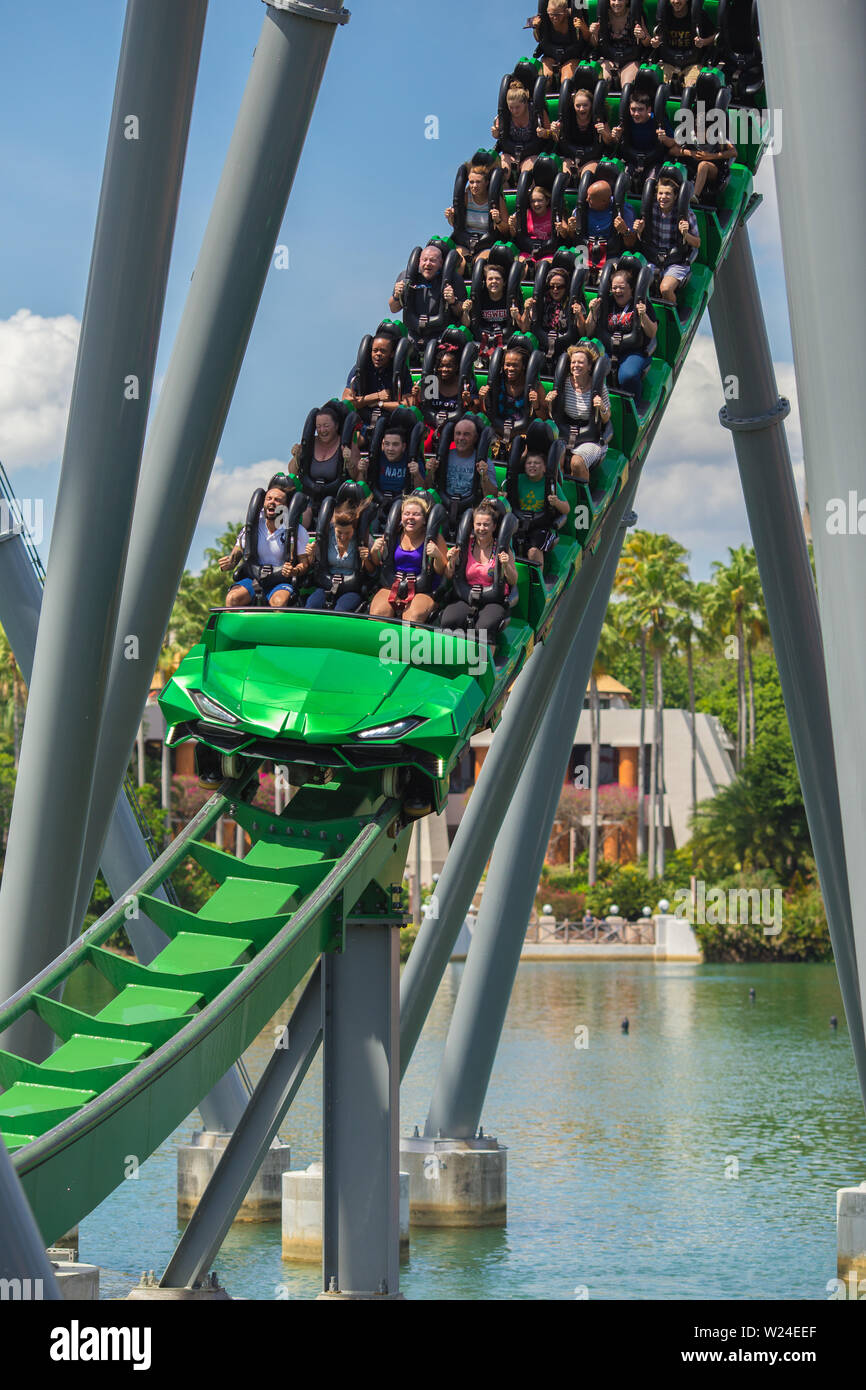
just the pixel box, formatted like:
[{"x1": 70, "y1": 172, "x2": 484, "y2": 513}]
[
  {"x1": 399, "y1": 266, "x2": 466, "y2": 325},
  {"x1": 664, "y1": 11, "x2": 714, "y2": 53}
]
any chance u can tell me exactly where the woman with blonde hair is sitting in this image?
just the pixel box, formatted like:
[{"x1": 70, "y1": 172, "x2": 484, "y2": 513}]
[
  {"x1": 546, "y1": 339, "x2": 612, "y2": 481},
  {"x1": 492, "y1": 78, "x2": 552, "y2": 179},
  {"x1": 532, "y1": 0, "x2": 590, "y2": 88},
  {"x1": 367, "y1": 493, "x2": 448, "y2": 623}
]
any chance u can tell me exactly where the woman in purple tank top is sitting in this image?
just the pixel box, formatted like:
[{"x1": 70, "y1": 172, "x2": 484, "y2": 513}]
[{"x1": 367, "y1": 495, "x2": 448, "y2": 623}]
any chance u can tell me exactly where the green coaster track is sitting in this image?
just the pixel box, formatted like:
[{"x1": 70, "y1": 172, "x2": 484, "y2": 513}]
[{"x1": 0, "y1": 0, "x2": 765, "y2": 1246}]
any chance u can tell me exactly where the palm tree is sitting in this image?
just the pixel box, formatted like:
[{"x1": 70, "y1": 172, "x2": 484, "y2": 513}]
[
  {"x1": 703, "y1": 546, "x2": 764, "y2": 770},
  {"x1": 744, "y1": 592, "x2": 770, "y2": 752},
  {"x1": 672, "y1": 579, "x2": 717, "y2": 867},
  {"x1": 616, "y1": 597, "x2": 649, "y2": 858},
  {"x1": 587, "y1": 611, "x2": 626, "y2": 885},
  {"x1": 615, "y1": 534, "x2": 689, "y2": 877}
]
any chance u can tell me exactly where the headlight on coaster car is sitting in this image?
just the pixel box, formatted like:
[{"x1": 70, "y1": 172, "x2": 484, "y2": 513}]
[
  {"x1": 354, "y1": 717, "x2": 425, "y2": 741},
  {"x1": 189, "y1": 690, "x2": 239, "y2": 725}
]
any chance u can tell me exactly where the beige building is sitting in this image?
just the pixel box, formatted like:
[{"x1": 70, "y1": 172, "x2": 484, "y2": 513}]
[{"x1": 413, "y1": 677, "x2": 735, "y2": 884}]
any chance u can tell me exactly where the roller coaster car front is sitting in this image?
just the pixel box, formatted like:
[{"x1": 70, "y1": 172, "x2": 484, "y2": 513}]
[{"x1": 159, "y1": 608, "x2": 496, "y2": 812}]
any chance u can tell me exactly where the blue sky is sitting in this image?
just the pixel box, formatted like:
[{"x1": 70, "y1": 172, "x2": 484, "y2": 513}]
[{"x1": 0, "y1": 0, "x2": 800, "y2": 584}]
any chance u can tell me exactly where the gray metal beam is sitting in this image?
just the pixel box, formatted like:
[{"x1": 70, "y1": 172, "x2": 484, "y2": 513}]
[
  {"x1": 759, "y1": 0, "x2": 866, "y2": 1038},
  {"x1": 400, "y1": 475, "x2": 640, "y2": 1075},
  {"x1": 0, "y1": 0, "x2": 208, "y2": 1060},
  {"x1": 709, "y1": 224, "x2": 866, "y2": 1105},
  {"x1": 70, "y1": 0, "x2": 350, "y2": 942},
  {"x1": 0, "y1": 1141, "x2": 61, "y2": 1299},
  {"x1": 0, "y1": 494, "x2": 248, "y2": 1130},
  {"x1": 323, "y1": 919, "x2": 401, "y2": 1299},
  {"x1": 161, "y1": 965, "x2": 321, "y2": 1290},
  {"x1": 424, "y1": 507, "x2": 633, "y2": 1139}
]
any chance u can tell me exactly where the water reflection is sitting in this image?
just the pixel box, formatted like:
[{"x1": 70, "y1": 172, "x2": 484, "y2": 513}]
[{"x1": 77, "y1": 961, "x2": 865, "y2": 1300}]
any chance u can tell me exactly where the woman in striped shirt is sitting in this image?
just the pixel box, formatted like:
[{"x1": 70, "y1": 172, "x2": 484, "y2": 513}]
[{"x1": 546, "y1": 341, "x2": 612, "y2": 482}]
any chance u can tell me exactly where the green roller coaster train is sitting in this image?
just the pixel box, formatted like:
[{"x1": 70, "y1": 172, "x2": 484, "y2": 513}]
[{"x1": 0, "y1": 0, "x2": 770, "y2": 1258}]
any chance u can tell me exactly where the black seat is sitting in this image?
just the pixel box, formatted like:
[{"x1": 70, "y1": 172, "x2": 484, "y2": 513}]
[
  {"x1": 526, "y1": 249, "x2": 587, "y2": 361},
  {"x1": 450, "y1": 151, "x2": 506, "y2": 262},
  {"x1": 550, "y1": 345, "x2": 614, "y2": 453},
  {"x1": 512, "y1": 156, "x2": 569, "y2": 266},
  {"x1": 505, "y1": 419, "x2": 568, "y2": 565},
  {"x1": 557, "y1": 65, "x2": 610, "y2": 174},
  {"x1": 716, "y1": 0, "x2": 763, "y2": 102}
]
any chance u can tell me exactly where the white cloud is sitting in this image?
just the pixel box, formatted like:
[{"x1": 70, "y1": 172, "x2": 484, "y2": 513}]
[
  {"x1": 636, "y1": 335, "x2": 805, "y2": 575},
  {"x1": 0, "y1": 310, "x2": 79, "y2": 469},
  {"x1": 200, "y1": 456, "x2": 292, "y2": 527}
]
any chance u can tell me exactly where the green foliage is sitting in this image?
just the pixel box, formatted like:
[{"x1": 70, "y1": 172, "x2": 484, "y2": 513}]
[
  {"x1": 694, "y1": 878, "x2": 831, "y2": 962},
  {"x1": 583, "y1": 861, "x2": 686, "y2": 920},
  {"x1": 690, "y1": 655, "x2": 811, "y2": 882},
  {"x1": 167, "y1": 524, "x2": 243, "y2": 654},
  {"x1": 400, "y1": 921, "x2": 420, "y2": 963},
  {"x1": 0, "y1": 742, "x2": 17, "y2": 861}
]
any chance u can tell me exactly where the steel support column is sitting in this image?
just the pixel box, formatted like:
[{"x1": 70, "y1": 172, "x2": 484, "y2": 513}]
[
  {"x1": 0, "y1": 521, "x2": 248, "y2": 1129},
  {"x1": 400, "y1": 473, "x2": 639, "y2": 1074},
  {"x1": 71, "y1": 0, "x2": 349, "y2": 941},
  {"x1": 424, "y1": 512, "x2": 632, "y2": 1139},
  {"x1": 322, "y1": 919, "x2": 402, "y2": 1299},
  {"x1": 0, "y1": 0, "x2": 208, "y2": 1058},
  {"x1": 709, "y1": 224, "x2": 866, "y2": 1103},
  {"x1": 758, "y1": 0, "x2": 866, "y2": 1039},
  {"x1": 0, "y1": 1142, "x2": 61, "y2": 1300},
  {"x1": 161, "y1": 966, "x2": 321, "y2": 1290}
]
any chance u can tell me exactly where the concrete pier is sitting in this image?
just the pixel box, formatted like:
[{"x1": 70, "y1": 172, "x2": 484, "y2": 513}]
[
  {"x1": 53, "y1": 1262, "x2": 100, "y2": 1300},
  {"x1": 282, "y1": 1162, "x2": 410, "y2": 1261},
  {"x1": 400, "y1": 1135, "x2": 507, "y2": 1227},
  {"x1": 177, "y1": 1131, "x2": 291, "y2": 1221},
  {"x1": 837, "y1": 1182, "x2": 866, "y2": 1285}
]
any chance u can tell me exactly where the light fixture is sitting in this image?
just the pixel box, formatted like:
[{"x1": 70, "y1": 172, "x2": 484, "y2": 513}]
[
  {"x1": 355, "y1": 717, "x2": 424, "y2": 741},
  {"x1": 189, "y1": 690, "x2": 239, "y2": 725}
]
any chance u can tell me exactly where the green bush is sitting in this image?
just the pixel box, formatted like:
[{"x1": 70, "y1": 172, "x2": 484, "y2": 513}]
[
  {"x1": 695, "y1": 879, "x2": 831, "y2": 962},
  {"x1": 583, "y1": 862, "x2": 683, "y2": 920}
]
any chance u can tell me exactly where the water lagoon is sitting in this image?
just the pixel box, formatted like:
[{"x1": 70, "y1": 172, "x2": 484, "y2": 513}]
[{"x1": 81, "y1": 961, "x2": 865, "y2": 1301}]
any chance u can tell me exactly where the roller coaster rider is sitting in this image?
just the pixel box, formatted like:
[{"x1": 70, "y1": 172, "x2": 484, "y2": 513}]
[
  {"x1": 219, "y1": 473, "x2": 312, "y2": 609},
  {"x1": 290, "y1": 401, "x2": 358, "y2": 519},
  {"x1": 367, "y1": 492, "x2": 448, "y2": 624},
  {"x1": 633, "y1": 164, "x2": 700, "y2": 303},
  {"x1": 343, "y1": 321, "x2": 412, "y2": 432},
  {"x1": 389, "y1": 239, "x2": 466, "y2": 354},
  {"x1": 305, "y1": 500, "x2": 371, "y2": 613},
  {"x1": 506, "y1": 424, "x2": 571, "y2": 568},
  {"x1": 357, "y1": 407, "x2": 426, "y2": 533},
  {"x1": 478, "y1": 332, "x2": 547, "y2": 456},
  {"x1": 445, "y1": 152, "x2": 509, "y2": 273},
  {"x1": 428, "y1": 413, "x2": 498, "y2": 537},
  {"x1": 650, "y1": 0, "x2": 717, "y2": 92},
  {"x1": 590, "y1": 0, "x2": 652, "y2": 89},
  {"x1": 546, "y1": 339, "x2": 613, "y2": 482},
  {"x1": 411, "y1": 328, "x2": 478, "y2": 440},
  {"x1": 532, "y1": 0, "x2": 590, "y2": 89},
  {"x1": 461, "y1": 246, "x2": 524, "y2": 366},
  {"x1": 439, "y1": 499, "x2": 519, "y2": 639},
  {"x1": 584, "y1": 256, "x2": 658, "y2": 397}
]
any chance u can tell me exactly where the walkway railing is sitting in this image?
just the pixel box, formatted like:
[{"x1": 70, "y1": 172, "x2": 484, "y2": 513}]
[{"x1": 527, "y1": 918, "x2": 657, "y2": 946}]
